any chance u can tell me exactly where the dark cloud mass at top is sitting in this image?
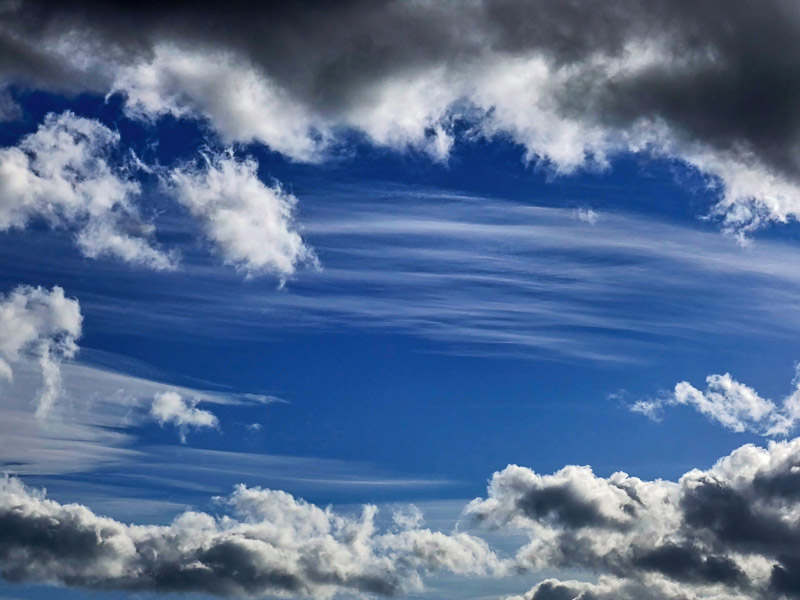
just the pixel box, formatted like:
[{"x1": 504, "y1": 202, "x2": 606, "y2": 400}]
[{"x1": 2, "y1": 1, "x2": 800, "y2": 232}]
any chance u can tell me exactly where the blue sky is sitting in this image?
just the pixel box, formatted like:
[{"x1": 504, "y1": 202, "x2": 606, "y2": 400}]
[{"x1": 3, "y1": 3, "x2": 800, "y2": 600}]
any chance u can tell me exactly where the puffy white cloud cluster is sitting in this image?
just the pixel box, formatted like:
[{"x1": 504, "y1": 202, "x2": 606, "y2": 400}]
[
  {"x1": 0, "y1": 285, "x2": 81, "y2": 417},
  {"x1": 151, "y1": 390, "x2": 219, "y2": 443},
  {"x1": 0, "y1": 111, "x2": 174, "y2": 269},
  {"x1": 467, "y1": 437, "x2": 800, "y2": 599},
  {"x1": 0, "y1": 110, "x2": 316, "y2": 280},
  {"x1": 632, "y1": 369, "x2": 800, "y2": 436},
  {"x1": 167, "y1": 151, "x2": 317, "y2": 279},
  {"x1": 0, "y1": 477, "x2": 506, "y2": 598}
]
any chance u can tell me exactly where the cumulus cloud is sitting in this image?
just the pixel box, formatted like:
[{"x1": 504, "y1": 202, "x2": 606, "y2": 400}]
[
  {"x1": 167, "y1": 151, "x2": 317, "y2": 279},
  {"x1": 151, "y1": 390, "x2": 219, "y2": 443},
  {"x1": 0, "y1": 285, "x2": 81, "y2": 417},
  {"x1": 0, "y1": 477, "x2": 505, "y2": 598},
  {"x1": 4, "y1": 2, "x2": 800, "y2": 233},
  {"x1": 507, "y1": 575, "x2": 752, "y2": 600},
  {"x1": 0, "y1": 111, "x2": 173, "y2": 269},
  {"x1": 631, "y1": 369, "x2": 800, "y2": 436},
  {"x1": 467, "y1": 437, "x2": 800, "y2": 599}
]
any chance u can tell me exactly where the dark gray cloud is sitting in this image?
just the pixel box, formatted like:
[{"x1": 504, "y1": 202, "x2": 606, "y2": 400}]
[
  {"x1": 2, "y1": 1, "x2": 800, "y2": 230},
  {"x1": 468, "y1": 438, "x2": 800, "y2": 600}
]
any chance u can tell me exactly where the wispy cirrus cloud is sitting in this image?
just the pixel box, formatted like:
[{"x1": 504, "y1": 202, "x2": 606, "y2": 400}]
[{"x1": 7, "y1": 189, "x2": 800, "y2": 362}]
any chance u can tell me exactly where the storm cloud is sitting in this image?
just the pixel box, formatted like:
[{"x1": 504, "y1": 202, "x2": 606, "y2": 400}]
[{"x1": 2, "y1": 1, "x2": 800, "y2": 232}]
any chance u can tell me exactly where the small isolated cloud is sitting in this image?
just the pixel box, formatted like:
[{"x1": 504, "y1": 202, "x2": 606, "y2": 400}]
[
  {"x1": 167, "y1": 151, "x2": 317, "y2": 280},
  {"x1": 0, "y1": 111, "x2": 174, "y2": 269},
  {"x1": 151, "y1": 390, "x2": 218, "y2": 443},
  {"x1": 0, "y1": 477, "x2": 506, "y2": 598},
  {"x1": 575, "y1": 207, "x2": 599, "y2": 225},
  {"x1": 630, "y1": 369, "x2": 800, "y2": 436},
  {"x1": 0, "y1": 285, "x2": 81, "y2": 417}
]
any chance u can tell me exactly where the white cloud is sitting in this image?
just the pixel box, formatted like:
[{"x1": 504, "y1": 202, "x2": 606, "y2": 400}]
[
  {"x1": 631, "y1": 369, "x2": 800, "y2": 436},
  {"x1": 0, "y1": 477, "x2": 506, "y2": 598},
  {"x1": 151, "y1": 390, "x2": 219, "y2": 443},
  {"x1": 113, "y1": 45, "x2": 327, "y2": 162},
  {"x1": 575, "y1": 207, "x2": 599, "y2": 225},
  {"x1": 167, "y1": 151, "x2": 317, "y2": 279},
  {"x1": 107, "y1": 42, "x2": 800, "y2": 241},
  {"x1": 0, "y1": 285, "x2": 81, "y2": 417},
  {"x1": 0, "y1": 111, "x2": 174, "y2": 269}
]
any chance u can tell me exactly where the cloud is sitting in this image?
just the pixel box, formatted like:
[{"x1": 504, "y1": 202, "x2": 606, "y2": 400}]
[
  {"x1": 0, "y1": 285, "x2": 81, "y2": 417},
  {"x1": 0, "y1": 111, "x2": 173, "y2": 269},
  {"x1": 166, "y1": 151, "x2": 317, "y2": 279},
  {"x1": 507, "y1": 575, "x2": 750, "y2": 600},
  {"x1": 4, "y1": 2, "x2": 800, "y2": 233},
  {"x1": 151, "y1": 390, "x2": 219, "y2": 443},
  {"x1": 0, "y1": 477, "x2": 505, "y2": 598},
  {"x1": 631, "y1": 368, "x2": 800, "y2": 436},
  {"x1": 467, "y1": 437, "x2": 800, "y2": 599}
]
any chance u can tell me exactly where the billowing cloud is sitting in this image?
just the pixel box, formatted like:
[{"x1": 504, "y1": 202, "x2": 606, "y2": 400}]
[
  {"x1": 3, "y1": 2, "x2": 800, "y2": 233},
  {"x1": 0, "y1": 285, "x2": 81, "y2": 417},
  {"x1": 151, "y1": 390, "x2": 219, "y2": 443},
  {"x1": 631, "y1": 368, "x2": 800, "y2": 436},
  {"x1": 467, "y1": 437, "x2": 800, "y2": 599},
  {"x1": 0, "y1": 477, "x2": 505, "y2": 598},
  {"x1": 167, "y1": 151, "x2": 317, "y2": 279},
  {"x1": 0, "y1": 111, "x2": 173, "y2": 269}
]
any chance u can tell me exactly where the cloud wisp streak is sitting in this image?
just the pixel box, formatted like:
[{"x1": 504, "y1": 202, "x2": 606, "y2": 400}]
[{"x1": 6, "y1": 189, "x2": 800, "y2": 363}]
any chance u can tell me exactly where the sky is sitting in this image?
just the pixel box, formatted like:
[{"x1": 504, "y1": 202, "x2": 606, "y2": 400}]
[{"x1": 3, "y1": 1, "x2": 800, "y2": 599}]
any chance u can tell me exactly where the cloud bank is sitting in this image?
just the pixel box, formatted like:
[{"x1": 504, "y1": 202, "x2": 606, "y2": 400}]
[
  {"x1": 6, "y1": 435, "x2": 800, "y2": 599},
  {"x1": 3, "y1": 1, "x2": 800, "y2": 233},
  {"x1": 0, "y1": 477, "x2": 505, "y2": 598}
]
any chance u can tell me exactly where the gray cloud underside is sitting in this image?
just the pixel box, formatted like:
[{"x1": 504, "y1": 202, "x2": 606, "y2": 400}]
[
  {"x1": 3, "y1": 1, "x2": 800, "y2": 231},
  {"x1": 0, "y1": 477, "x2": 505, "y2": 599},
  {"x1": 467, "y1": 438, "x2": 800, "y2": 600},
  {"x1": 6, "y1": 437, "x2": 800, "y2": 598}
]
